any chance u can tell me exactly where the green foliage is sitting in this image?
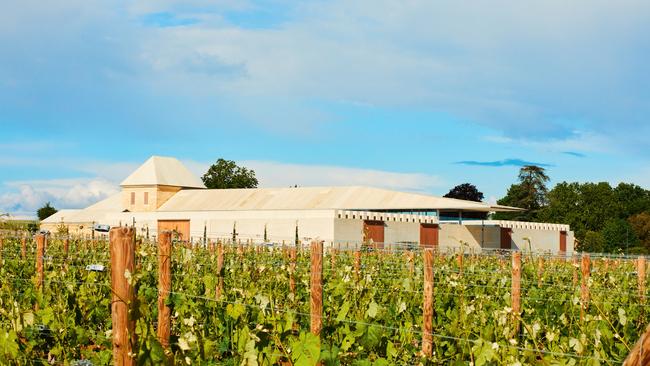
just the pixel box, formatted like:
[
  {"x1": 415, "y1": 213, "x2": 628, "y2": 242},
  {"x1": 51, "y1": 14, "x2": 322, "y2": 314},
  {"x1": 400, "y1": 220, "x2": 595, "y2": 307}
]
[
  {"x1": 580, "y1": 230, "x2": 606, "y2": 252},
  {"x1": 37, "y1": 202, "x2": 58, "y2": 221},
  {"x1": 495, "y1": 165, "x2": 549, "y2": 221},
  {"x1": 201, "y1": 158, "x2": 259, "y2": 189},
  {"x1": 0, "y1": 234, "x2": 645, "y2": 364},
  {"x1": 601, "y1": 219, "x2": 639, "y2": 253},
  {"x1": 443, "y1": 183, "x2": 484, "y2": 202},
  {"x1": 629, "y1": 212, "x2": 650, "y2": 252}
]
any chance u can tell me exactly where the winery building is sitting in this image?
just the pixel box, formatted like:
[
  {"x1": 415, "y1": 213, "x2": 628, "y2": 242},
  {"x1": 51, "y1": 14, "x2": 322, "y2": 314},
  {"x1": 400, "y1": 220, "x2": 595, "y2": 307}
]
[{"x1": 42, "y1": 156, "x2": 574, "y2": 253}]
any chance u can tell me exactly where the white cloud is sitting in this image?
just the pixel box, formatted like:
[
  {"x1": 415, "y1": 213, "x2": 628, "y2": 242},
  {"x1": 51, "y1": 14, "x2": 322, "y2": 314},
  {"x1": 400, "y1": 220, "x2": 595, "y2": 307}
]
[
  {"x1": 0, "y1": 178, "x2": 119, "y2": 218},
  {"x1": 184, "y1": 159, "x2": 444, "y2": 192}
]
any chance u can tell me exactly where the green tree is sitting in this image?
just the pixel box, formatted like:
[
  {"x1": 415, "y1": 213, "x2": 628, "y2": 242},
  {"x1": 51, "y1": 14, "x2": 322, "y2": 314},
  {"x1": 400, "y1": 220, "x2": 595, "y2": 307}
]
[
  {"x1": 443, "y1": 183, "x2": 484, "y2": 202},
  {"x1": 495, "y1": 165, "x2": 550, "y2": 221},
  {"x1": 601, "y1": 218, "x2": 639, "y2": 253},
  {"x1": 628, "y1": 212, "x2": 650, "y2": 253},
  {"x1": 37, "y1": 202, "x2": 57, "y2": 221},
  {"x1": 580, "y1": 230, "x2": 606, "y2": 253},
  {"x1": 614, "y1": 183, "x2": 650, "y2": 217},
  {"x1": 202, "y1": 159, "x2": 259, "y2": 189}
]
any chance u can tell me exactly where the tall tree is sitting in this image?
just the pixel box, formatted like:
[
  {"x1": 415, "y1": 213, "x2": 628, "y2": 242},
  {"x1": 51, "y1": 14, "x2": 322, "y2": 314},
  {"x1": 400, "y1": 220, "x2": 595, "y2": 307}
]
[
  {"x1": 443, "y1": 183, "x2": 484, "y2": 202},
  {"x1": 629, "y1": 212, "x2": 650, "y2": 253},
  {"x1": 202, "y1": 159, "x2": 259, "y2": 189},
  {"x1": 37, "y1": 202, "x2": 58, "y2": 221},
  {"x1": 495, "y1": 165, "x2": 550, "y2": 221}
]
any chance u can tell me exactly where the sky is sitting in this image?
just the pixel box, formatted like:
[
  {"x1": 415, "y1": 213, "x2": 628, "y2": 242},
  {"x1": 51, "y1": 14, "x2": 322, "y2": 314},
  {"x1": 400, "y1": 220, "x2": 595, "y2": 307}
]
[{"x1": 1, "y1": 0, "x2": 649, "y2": 218}]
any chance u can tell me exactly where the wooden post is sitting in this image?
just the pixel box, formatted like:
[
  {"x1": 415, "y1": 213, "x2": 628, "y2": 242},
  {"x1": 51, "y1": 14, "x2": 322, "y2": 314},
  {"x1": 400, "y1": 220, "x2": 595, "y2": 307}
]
[
  {"x1": 216, "y1": 241, "x2": 224, "y2": 300},
  {"x1": 457, "y1": 251, "x2": 463, "y2": 276},
  {"x1": 422, "y1": 248, "x2": 434, "y2": 357},
  {"x1": 21, "y1": 236, "x2": 26, "y2": 260},
  {"x1": 572, "y1": 255, "x2": 579, "y2": 286},
  {"x1": 110, "y1": 227, "x2": 136, "y2": 366},
  {"x1": 64, "y1": 237, "x2": 69, "y2": 257},
  {"x1": 537, "y1": 256, "x2": 544, "y2": 287},
  {"x1": 330, "y1": 248, "x2": 336, "y2": 273},
  {"x1": 639, "y1": 257, "x2": 646, "y2": 304},
  {"x1": 408, "y1": 251, "x2": 415, "y2": 274},
  {"x1": 310, "y1": 240, "x2": 323, "y2": 338},
  {"x1": 157, "y1": 231, "x2": 172, "y2": 352},
  {"x1": 624, "y1": 322, "x2": 650, "y2": 366},
  {"x1": 289, "y1": 247, "x2": 297, "y2": 295},
  {"x1": 35, "y1": 234, "x2": 45, "y2": 293},
  {"x1": 354, "y1": 250, "x2": 361, "y2": 278},
  {"x1": 581, "y1": 254, "x2": 590, "y2": 322},
  {"x1": 512, "y1": 252, "x2": 521, "y2": 332}
]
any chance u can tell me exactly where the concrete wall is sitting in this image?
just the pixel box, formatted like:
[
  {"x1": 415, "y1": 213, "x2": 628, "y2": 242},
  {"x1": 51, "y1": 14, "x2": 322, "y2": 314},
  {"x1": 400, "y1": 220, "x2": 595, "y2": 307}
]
[
  {"x1": 439, "y1": 223, "x2": 500, "y2": 251},
  {"x1": 121, "y1": 185, "x2": 181, "y2": 212},
  {"x1": 510, "y1": 228, "x2": 575, "y2": 253},
  {"x1": 65, "y1": 209, "x2": 337, "y2": 244}
]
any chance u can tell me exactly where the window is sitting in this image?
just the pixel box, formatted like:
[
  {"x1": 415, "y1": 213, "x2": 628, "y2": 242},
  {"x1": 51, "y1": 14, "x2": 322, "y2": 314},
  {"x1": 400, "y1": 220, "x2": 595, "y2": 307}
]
[
  {"x1": 144, "y1": 192, "x2": 149, "y2": 205},
  {"x1": 130, "y1": 192, "x2": 135, "y2": 205}
]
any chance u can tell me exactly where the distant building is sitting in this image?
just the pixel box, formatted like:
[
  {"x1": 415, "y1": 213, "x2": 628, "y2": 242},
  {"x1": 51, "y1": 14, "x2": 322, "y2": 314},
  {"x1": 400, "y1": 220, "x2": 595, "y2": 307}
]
[{"x1": 42, "y1": 156, "x2": 574, "y2": 253}]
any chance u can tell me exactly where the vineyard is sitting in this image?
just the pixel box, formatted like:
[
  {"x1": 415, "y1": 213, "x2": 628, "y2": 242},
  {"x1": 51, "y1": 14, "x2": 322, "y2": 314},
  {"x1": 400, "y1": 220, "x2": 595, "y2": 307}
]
[{"x1": 0, "y1": 228, "x2": 648, "y2": 365}]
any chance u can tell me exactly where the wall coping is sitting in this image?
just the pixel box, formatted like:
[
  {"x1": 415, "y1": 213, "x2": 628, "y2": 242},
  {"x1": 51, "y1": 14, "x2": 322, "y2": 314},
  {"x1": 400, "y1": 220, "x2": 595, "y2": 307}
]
[
  {"x1": 335, "y1": 210, "x2": 439, "y2": 224},
  {"x1": 460, "y1": 219, "x2": 570, "y2": 232}
]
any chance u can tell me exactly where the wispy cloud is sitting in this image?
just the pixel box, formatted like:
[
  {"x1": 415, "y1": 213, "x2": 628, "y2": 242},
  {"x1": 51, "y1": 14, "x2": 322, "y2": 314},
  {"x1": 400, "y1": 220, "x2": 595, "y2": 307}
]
[
  {"x1": 0, "y1": 178, "x2": 119, "y2": 218},
  {"x1": 184, "y1": 159, "x2": 445, "y2": 193},
  {"x1": 455, "y1": 159, "x2": 552, "y2": 168},
  {"x1": 140, "y1": 12, "x2": 199, "y2": 28},
  {"x1": 562, "y1": 151, "x2": 586, "y2": 158}
]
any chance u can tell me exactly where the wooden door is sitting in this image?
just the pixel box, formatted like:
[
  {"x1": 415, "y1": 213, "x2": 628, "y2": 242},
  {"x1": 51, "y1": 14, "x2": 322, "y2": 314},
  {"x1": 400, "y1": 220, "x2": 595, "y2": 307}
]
[
  {"x1": 420, "y1": 224, "x2": 439, "y2": 248},
  {"x1": 500, "y1": 228, "x2": 512, "y2": 250},
  {"x1": 158, "y1": 220, "x2": 190, "y2": 242},
  {"x1": 363, "y1": 220, "x2": 385, "y2": 248},
  {"x1": 559, "y1": 231, "x2": 567, "y2": 253}
]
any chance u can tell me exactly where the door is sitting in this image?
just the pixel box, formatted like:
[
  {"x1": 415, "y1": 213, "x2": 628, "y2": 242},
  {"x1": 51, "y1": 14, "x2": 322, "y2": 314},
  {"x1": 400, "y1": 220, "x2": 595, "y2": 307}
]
[
  {"x1": 158, "y1": 220, "x2": 190, "y2": 242},
  {"x1": 363, "y1": 220, "x2": 385, "y2": 248},
  {"x1": 500, "y1": 227, "x2": 512, "y2": 250},
  {"x1": 559, "y1": 231, "x2": 567, "y2": 253},
  {"x1": 420, "y1": 223, "x2": 439, "y2": 248}
]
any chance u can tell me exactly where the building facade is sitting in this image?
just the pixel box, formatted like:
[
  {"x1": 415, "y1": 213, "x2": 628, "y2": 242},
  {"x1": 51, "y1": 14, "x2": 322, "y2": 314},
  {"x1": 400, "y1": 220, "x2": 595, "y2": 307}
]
[{"x1": 42, "y1": 156, "x2": 574, "y2": 253}]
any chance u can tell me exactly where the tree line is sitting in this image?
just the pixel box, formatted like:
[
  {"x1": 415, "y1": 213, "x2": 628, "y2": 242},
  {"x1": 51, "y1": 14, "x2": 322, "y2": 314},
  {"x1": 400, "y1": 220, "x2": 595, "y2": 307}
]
[
  {"x1": 446, "y1": 166, "x2": 650, "y2": 254},
  {"x1": 31, "y1": 158, "x2": 650, "y2": 254}
]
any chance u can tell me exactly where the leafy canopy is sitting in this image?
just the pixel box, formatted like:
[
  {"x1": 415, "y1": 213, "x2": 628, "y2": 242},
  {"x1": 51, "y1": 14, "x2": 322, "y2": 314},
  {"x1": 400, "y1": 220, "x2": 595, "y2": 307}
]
[
  {"x1": 201, "y1": 159, "x2": 259, "y2": 189},
  {"x1": 37, "y1": 202, "x2": 57, "y2": 221},
  {"x1": 495, "y1": 165, "x2": 549, "y2": 221},
  {"x1": 443, "y1": 183, "x2": 484, "y2": 202}
]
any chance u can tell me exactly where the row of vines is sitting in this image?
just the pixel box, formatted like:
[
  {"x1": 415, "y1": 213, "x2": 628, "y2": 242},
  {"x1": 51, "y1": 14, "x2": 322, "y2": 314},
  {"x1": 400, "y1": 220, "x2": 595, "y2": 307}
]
[{"x1": 0, "y1": 231, "x2": 647, "y2": 365}]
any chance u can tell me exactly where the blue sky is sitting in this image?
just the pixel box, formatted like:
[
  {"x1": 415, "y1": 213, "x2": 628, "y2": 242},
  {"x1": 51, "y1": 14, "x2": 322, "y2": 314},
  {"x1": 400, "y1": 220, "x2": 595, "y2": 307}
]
[{"x1": 1, "y1": 0, "x2": 649, "y2": 218}]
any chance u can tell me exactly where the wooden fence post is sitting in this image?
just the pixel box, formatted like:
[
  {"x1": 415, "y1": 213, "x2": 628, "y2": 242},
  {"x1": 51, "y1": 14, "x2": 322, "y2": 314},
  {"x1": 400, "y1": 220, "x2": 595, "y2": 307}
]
[
  {"x1": 512, "y1": 251, "x2": 521, "y2": 333},
  {"x1": 157, "y1": 231, "x2": 172, "y2": 352},
  {"x1": 422, "y1": 248, "x2": 435, "y2": 357},
  {"x1": 457, "y1": 251, "x2": 463, "y2": 276},
  {"x1": 581, "y1": 254, "x2": 590, "y2": 322},
  {"x1": 354, "y1": 251, "x2": 361, "y2": 278},
  {"x1": 537, "y1": 256, "x2": 544, "y2": 287},
  {"x1": 623, "y1": 323, "x2": 650, "y2": 366},
  {"x1": 21, "y1": 235, "x2": 26, "y2": 260},
  {"x1": 572, "y1": 255, "x2": 579, "y2": 287},
  {"x1": 289, "y1": 247, "x2": 297, "y2": 295},
  {"x1": 64, "y1": 237, "x2": 69, "y2": 258},
  {"x1": 35, "y1": 234, "x2": 45, "y2": 309},
  {"x1": 310, "y1": 240, "x2": 323, "y2": 339},
  {"x1": 110, "y1": 227, "x2": 136, "y2": 366},
  {"x1": 217, "y1": 241, "x2": 224, "y2": 300},
  {"x1": 639, "y1": 257, "x2": 646, "y2": 304}
]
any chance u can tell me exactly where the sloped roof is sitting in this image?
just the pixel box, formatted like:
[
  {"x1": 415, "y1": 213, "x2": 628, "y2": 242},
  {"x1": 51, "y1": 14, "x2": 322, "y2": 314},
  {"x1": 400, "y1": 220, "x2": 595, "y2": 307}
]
[
  {"x1": 120, "y1": 156, "x2": 205, "y2": 188},
  {"x1": 158, "y1": 186, "x2": 518, "y2": 212},
  {"x1": 42, "y1": 193, "x2": 122, "y2": 223}
]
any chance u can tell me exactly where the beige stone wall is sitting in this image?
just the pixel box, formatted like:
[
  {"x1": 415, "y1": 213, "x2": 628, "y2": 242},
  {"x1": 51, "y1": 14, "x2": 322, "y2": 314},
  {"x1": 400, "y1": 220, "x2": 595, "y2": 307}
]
[
  {"x1": 121, "y1": 185, "x2": 181, "y2": 212},
  {"x1": 439, "y1": 223, "x2": 500, "y2": 251},
  {"x1": 510, "y1": 228, "x2": 575, "y2": 253}
]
